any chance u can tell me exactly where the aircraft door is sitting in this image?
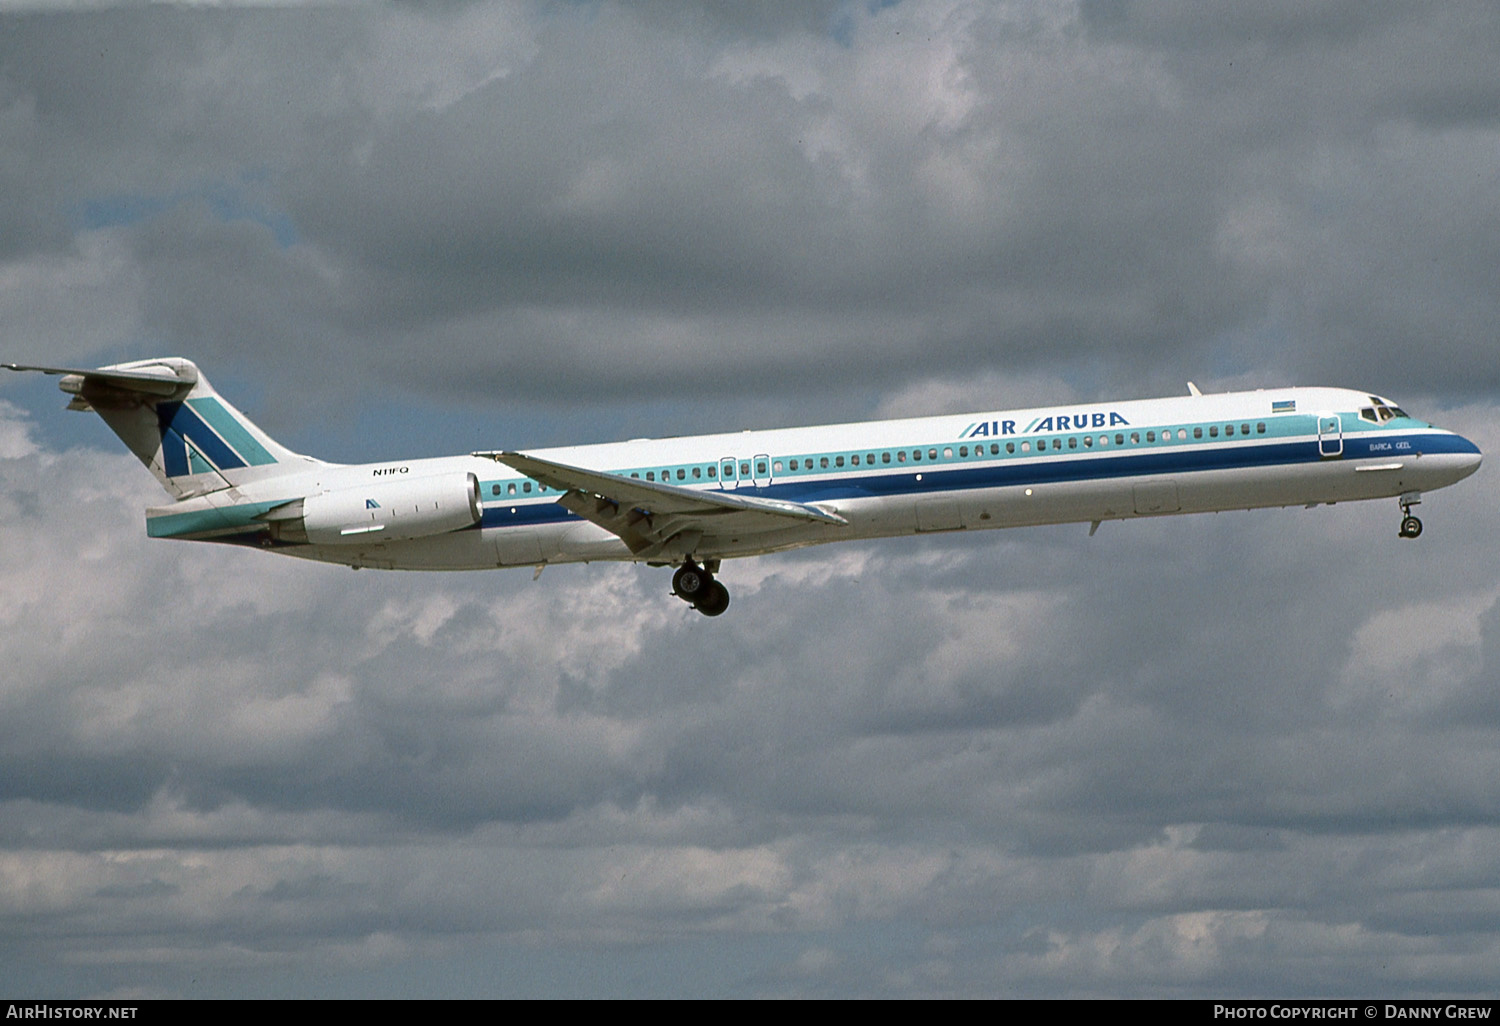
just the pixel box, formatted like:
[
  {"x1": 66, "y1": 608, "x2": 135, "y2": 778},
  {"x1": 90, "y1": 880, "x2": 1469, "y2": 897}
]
[
  {"x1": 751, "y1": 454, "x2": 772, "y2": 488},
  {"x1": 1317, "y1": 413, "x2": 1343, "y2": 458}
]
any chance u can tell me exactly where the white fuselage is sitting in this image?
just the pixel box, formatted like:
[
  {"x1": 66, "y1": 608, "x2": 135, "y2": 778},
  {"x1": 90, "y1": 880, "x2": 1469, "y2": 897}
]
[{"x1": 151, "y1": 385, "x2": 1481, "y2": 572}]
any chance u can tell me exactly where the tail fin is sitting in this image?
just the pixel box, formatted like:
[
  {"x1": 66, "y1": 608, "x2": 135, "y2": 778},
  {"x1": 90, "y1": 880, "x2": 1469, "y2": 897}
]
[{"x1": 5, "y1": 357, "x2": 318, "y2": 498}]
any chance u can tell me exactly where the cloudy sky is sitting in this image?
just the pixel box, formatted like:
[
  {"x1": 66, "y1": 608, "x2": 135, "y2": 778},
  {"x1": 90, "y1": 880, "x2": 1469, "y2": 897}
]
[{"x1": 2, "y1": 0, "x2": 1499, "y2": 998}]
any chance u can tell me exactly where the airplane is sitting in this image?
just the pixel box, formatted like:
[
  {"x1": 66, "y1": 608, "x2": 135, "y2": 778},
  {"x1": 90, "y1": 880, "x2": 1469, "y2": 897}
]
[{"x1": 4, "y1": 357, "x2": 1483, "y2": 616}]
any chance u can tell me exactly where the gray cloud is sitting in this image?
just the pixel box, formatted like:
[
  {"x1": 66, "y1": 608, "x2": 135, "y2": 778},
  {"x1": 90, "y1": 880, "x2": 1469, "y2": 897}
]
[
  {"x1": 4, "y1": 2, "x2": 1496, "y2": 404},
  {"x1": 2, "y1": 0, "x2": 1500, "y2": 998}
]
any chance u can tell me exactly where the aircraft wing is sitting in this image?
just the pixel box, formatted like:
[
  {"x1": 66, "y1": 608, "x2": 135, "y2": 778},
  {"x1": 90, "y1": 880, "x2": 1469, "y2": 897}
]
[{"x1": 484, "y1": 450, "x2": 847, "y2": 558}]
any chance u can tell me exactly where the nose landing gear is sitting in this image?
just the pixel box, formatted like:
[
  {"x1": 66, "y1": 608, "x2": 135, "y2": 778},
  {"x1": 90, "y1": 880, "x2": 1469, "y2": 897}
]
[
  {"x1": 672, "y1": 560, "x2": 730, "y2": 617},
  {"x1": 1398, "y1": 492, "x2": 1423, "y2": 539}
]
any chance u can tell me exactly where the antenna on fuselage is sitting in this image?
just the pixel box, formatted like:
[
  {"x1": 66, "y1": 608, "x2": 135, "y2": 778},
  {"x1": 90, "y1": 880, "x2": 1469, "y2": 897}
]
[{"x1": 1187, "y1": 382, "x2": 1202, "y2": 396}]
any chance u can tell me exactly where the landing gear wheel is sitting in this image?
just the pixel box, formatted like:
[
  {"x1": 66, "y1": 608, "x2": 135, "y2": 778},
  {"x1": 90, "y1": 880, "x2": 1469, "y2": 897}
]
[
  {"x1": 1398, "y1": 492, "x2": 1423, "y2": 539},
  {"x1": 695, "y1": 581, "x2": 731, "y2": 617},
  {"x1": 672, "y1": 563, "x2": 711, "y2": 602}
]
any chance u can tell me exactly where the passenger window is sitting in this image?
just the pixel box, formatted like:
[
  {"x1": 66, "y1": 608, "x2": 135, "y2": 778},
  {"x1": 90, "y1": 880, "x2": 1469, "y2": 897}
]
[
  {"x1": 1146, "y1": 431, "x2": 1155, "y2": 442},
  {"x1": 756, "y1": 461, "x2": 767, "y2": 474},
  {"x1": 708, "y1": 466, "x2": 716, "y2": 478},
  {"x1": 692, "y1": 467, "x2": 701, "y2": 479},
  {"x1": 959, "y1": 446, "x2": 968, "y2": 457},
  {"x1": 835, "y1": 456, "x2": 844, "y2": 467},
  {"x1": 491, "y1": 484, "x2": 501, "y2": 496},
  {"x1": 508, "y1": 483, "x2": 516, "y2": 494},
  {"x1": 912, "y1": 450, "x2": 922, "y2": 461},
  {"x1": 867, "y1": 453, "x2": 876, "y2": 464},
  {"x1": 789, "y1": 459, "x2": 799, "y2": 471},
  {"x1": 1131, "y1": 432, "x2": 1139, "y2": 443},
  {"x1": 851, "y1": 454, "x2": 860, "y2": 465},
  {"x1": 1194, "y1": 427, "x2": 1204, "y2": 439},
  {"x1": 523, "y1": 482, "x2": 532, "y2": 493},
  {"x1": 772, "y1": 461, "x2": 782, "y2": 473},
  {"x1": 928, "y1": 449, "x2": 938, "y2": 460},
  {"x1": 883, "y1": 452, "x2": 891, "y2": 464},
  {"x1": 677, "y1": 469, "x2": 686, "y2": 480},
  {"x1": 1007, "y1": 442, "x2": 1016, "y2": 454},
  {"x1": 1116, "y1": 434, "x2": 1125, "y2": 445},
  {"x1": 820, "y1": 457, "x2": 829, "y2": 469},
  {"x1": 1241, "y1": 424, "x2": 1250, "y2": 435},
  {"x1": 1257, "y1": 423, "x2": 1266, "y2": 433},
  {"x1": 943, "y1": 448, "x2": 953, "y2": 459},
  {"x1": 990, "y1": 443, "x2": 1000, "y2": 455},
  {"x1": 897, "y1": 451, "x2": 906, "y2": 463},
  {"x1": 740, "y1": 463, "x2": 750, "y2": 476},
  {"x1": 1178, "y1": 429, "x2": 1188, "y2": 440},
  {"x1": 1209, "y1": 426, "x2": 1218, "y2": 438},
  {"x1": 1083, "y1": 436, "x2": 1093, "y2": 448},
  {"x1": 1068, "y1": 437, "x2": 1078, "y2": 449}
]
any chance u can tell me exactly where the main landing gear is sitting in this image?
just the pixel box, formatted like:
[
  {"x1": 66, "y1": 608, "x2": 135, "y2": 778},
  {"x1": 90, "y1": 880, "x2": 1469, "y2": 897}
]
[
  {"x1": 1398, "y1": 492, "x2": 1423, "y2": 539},
  {"x1": 672, "y1": 559, "x2": 730, "y2": 617}
]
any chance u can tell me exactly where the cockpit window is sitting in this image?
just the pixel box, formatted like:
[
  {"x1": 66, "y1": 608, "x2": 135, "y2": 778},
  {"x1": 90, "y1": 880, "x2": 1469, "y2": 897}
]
[{"x1": 1361, "y1": 407, "x2": 1378, "y2": 423}]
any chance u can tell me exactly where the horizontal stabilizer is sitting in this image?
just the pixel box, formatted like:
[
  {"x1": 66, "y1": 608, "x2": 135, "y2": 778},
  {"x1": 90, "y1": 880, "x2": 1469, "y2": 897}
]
[
  {"x1": 6, "y1": 357, "x2": 314, "y2": 500},
  {"x1": 4, "y1": 361, "x2": 197, "y2": 400}
]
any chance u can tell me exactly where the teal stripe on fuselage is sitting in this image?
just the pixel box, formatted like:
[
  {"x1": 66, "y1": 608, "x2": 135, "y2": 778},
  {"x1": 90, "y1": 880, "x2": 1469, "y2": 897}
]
[
  {"x1": 472, "y1": 421, "x2": 1463, "y2": 531},
  {"x1": 477, "y1": 411, "x2": 1326, "y2": 498}
]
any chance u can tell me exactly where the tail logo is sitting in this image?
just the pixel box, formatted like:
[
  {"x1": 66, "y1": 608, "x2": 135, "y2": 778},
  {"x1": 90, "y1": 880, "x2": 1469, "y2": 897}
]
[{"x1": 157, "y1": 398, "x2": 277, "y2": 476}]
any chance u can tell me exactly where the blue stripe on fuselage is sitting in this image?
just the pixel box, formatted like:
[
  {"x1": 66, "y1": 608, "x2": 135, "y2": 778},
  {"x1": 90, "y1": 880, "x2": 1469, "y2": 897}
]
[{"x1": 475, "y1": 432, "x2": 1469, "y2": 530}]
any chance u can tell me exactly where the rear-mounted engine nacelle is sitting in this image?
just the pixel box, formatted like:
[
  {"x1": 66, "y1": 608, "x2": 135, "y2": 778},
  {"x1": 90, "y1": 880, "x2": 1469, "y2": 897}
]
[{"x1": 286, "y1": 471, "x2": 482, "y2": 545}]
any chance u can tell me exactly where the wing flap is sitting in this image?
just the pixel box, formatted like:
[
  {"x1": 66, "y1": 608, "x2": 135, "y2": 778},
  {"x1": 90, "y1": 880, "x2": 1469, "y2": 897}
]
[
  {"x1": 480, "y1": 450, "x2": 847, "y2": 556},
  {"x1": 489, "y1": 451, "x2": 846, "y2": 525}
]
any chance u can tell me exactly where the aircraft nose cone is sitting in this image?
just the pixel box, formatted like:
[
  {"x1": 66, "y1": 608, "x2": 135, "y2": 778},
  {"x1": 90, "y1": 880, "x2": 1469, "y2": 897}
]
[{"x1": 1452, "y1": 434, "x2": 1482, "y2": 480}]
